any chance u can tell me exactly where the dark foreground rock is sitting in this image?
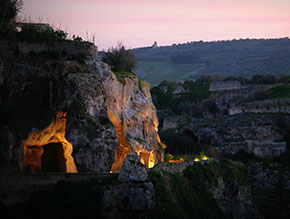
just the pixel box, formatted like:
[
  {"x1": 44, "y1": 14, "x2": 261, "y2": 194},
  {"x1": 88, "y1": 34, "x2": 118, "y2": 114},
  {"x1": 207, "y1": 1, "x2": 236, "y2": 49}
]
[{"x1": 103, "y1": 153, "x2": 155, "y2": 219}]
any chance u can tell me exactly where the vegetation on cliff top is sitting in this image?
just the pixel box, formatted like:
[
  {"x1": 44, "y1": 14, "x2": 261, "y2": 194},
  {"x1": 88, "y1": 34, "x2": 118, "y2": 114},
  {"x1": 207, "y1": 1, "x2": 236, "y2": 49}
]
[
  {"x1": 0, "y1": 0, "x2": 85, "y2": 43},
  {"x1": 102, "y1": 43, "x2": 139, "y2": 85},
  {"x1": 149, "y1": 159, "x2": 248, "y2": 218},
  {"x1": 103, "y1": 43, "x2": 138, "y2": 73},
  {"x1": 0, "y1": 0, "x2": 22, "y2": 38}
]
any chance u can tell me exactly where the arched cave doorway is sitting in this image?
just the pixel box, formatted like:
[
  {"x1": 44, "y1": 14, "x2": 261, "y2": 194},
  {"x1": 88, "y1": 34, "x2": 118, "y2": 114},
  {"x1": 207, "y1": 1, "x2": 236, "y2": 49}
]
[
  {"x1": 41, "y1": 143, "x2": 66, "y2": 172},
  {"x1": 23, "y1": 112, "x2": 77, "y2": 173}
]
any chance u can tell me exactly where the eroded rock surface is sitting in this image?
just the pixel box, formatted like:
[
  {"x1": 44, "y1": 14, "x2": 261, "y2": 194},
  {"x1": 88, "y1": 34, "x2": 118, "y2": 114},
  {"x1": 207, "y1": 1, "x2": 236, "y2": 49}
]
[
  {"x1": 163, "y1": 113, "x2": 288, "y2": 159},
  {"x1": 0, "y1": 43, "x2": 163, "y2": 172},
  {"x1": 209, "y1": 177, "x2": 262, "y2": 219},
  {"x1": 118, "y1": 153, "x2": 148, "y2": 182},
  {"x1": 103, "y1": 153, "x2": 155, "y2": 219}
]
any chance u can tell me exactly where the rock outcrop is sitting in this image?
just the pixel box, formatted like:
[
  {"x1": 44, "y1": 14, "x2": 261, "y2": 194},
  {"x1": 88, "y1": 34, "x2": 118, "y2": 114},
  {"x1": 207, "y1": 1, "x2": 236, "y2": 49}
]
[
  {"x1": 162, "y1": 115, "x2": 187, "y2": 131},
  {"x1": 103, "y1": 153, "x2": 155, "y2": 219},
  {"x1": 163, "y1": 113, "x2": 288, "y2": 159},
  {"x1": 0, "y1": 42, "x2": 163, "y2": 173},
  {"x1": 118, "y1": 153, "x2": 148, "y2": 182},
  {"x1": 209, "y1": 177, "x2": 262, "y2": 219},
  {"x1": 229, "y1": 98, "x2": 290, "y2": 115}
]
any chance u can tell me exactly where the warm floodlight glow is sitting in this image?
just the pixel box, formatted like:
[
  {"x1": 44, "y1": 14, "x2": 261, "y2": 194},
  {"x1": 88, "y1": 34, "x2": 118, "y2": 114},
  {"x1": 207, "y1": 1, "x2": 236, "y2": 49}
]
[
  {"x1": 23, "y1": 111, "x2": 77, "y2": 173},
  {"x1": 194, "y1": 157, "x2": 200, "y2": 162}
]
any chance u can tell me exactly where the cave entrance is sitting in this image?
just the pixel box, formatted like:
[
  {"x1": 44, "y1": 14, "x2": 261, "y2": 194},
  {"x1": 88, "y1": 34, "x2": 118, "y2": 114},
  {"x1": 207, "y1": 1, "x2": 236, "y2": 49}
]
[
  {"x1": 139, "y1": 152, "x2": 155, "y2": 168},
  {"x1": 41, "y1": 143, "x2": 66, "y2": 172},
  {"x1": 23, "y1": 112, "x2": 77, "y2": 173},
  {"x1": 140, "y1": 152, "x2": 150, "y2": 168}
]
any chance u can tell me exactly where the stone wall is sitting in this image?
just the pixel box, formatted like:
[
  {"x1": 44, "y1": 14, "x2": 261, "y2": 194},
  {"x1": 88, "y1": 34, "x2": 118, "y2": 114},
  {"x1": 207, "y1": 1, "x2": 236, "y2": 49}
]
[
  {"x1": 162, "y1": 115, "x2": 187, "y2": 131},
  {"x1": 210, "y1": 80, "x2": 241, "y2": 91},
  {"x1": 213, "y1": 85, "x2": 269, "y2": 98},
  {"x1": 214, "y1": 84, "x2": 273, "y2": 113},
  {"x1": 229, "y1": 98, "x2": 290, "y2": 115},
  {"x1": 0, "y1": 41, "x2": 97, "y2": 58}
]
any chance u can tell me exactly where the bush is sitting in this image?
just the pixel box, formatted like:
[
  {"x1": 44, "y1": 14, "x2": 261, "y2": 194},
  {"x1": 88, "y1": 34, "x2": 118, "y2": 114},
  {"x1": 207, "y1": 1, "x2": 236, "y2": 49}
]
[
  {"x1": 0, "y1": 0, "x2": 22, "y2": 38},
  {"x1": 102, "y1": 43, "x2": 138, "y2": 72},
  {"x1": 148, "y1": 170, "x2": 223, "y2": 218},
  {"x1": 72, "y1": 35, "x2": 83, "y2": 42},
  {"x1": 277, "y1": 73, "x2": 290, "y2": 84},
  {"x1": 267, "y1": 84, "x2": 290, "y2": 99},
  {"x1": 250, "y1": 74, "x2": 276, "y2": 84},
  {"x1": 113, "y1": 70, "x2": 136, "y2": 85},
  {"x1": 16, "y1": 23, "x2": 68, "y2": 42}
]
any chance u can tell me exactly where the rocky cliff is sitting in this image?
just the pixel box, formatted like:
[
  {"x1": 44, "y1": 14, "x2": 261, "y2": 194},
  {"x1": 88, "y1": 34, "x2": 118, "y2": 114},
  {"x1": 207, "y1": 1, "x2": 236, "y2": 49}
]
[
  {"x1": 0, "y1": 42, "x2": 163, "y2": 173},
  {"x1": 161, "y1": 113, "x2": 288, "y2": 159}
]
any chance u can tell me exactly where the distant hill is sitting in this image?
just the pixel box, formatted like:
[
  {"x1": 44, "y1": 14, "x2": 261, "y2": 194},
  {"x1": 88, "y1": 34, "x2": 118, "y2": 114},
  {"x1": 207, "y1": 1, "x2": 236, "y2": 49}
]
[{"x1": 131, "y1": 38, "x2": 290, "y2": 86}]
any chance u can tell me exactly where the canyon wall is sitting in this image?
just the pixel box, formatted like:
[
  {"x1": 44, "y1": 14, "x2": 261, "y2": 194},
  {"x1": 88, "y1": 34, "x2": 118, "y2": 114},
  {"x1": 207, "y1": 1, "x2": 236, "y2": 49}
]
[{"x1": 0, "y1": 42, "x2": 163, "y2": 173}]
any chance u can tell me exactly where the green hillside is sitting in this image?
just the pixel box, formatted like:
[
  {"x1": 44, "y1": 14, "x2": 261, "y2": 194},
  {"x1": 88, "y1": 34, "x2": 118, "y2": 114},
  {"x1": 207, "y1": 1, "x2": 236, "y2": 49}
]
[
  {"x1": 132, "y1": 38, "x2": 290, "y2": 86},
  {"x1": 138, "y1": 61, "x2": 199, "y2": 86}
]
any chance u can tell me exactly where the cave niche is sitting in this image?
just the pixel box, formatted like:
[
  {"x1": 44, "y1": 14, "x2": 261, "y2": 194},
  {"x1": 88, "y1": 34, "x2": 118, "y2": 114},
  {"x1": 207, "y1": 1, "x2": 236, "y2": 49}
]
[{"x1": 23, "y1": 112, "x2": 77, "y2": 173}]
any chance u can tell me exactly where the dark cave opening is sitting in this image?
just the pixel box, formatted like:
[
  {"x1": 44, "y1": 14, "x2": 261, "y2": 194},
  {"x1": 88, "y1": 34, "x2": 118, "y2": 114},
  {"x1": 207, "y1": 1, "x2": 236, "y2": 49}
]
[{"x1": 41, "y1": 143, "x2": 66, "y2": 172}]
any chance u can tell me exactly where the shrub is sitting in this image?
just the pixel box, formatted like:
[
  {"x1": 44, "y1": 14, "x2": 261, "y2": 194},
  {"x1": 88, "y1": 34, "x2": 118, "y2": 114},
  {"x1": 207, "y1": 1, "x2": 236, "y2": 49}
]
[
  {"x1": 148, "y1": 169, "x2": 224, "y2": 218},
  {"x1": 72, "y1": 35, "x2": 83, "y2": 42},
  {"x1": 102, "y1": 43, "x2": 138, "y2": 72},
  {"x1": 113, "y1": 70, "x2": 136, "y2": 85},
  {"x1": 16, "y1": 23, "x2": 69, "y2": 42},
  {"x1": 250, "y1": 74, "x2": 276, "y2": 84},
  {"x1": 267, "y1": 84, "x2": 290, "y2": 99},
  {"x1": 0, "y1": 0, "x2": 22, "y2": 38},
  {"x1": 277, "y1": 73, "x2": 290, "y2": 84}
]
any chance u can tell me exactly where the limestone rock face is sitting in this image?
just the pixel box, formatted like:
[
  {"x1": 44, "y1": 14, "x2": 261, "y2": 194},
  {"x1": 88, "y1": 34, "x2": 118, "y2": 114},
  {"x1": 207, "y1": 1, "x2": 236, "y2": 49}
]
[
  {"x1": 162, "y1": 115, "x2": 187, "y2": 131},
  {"x1": 103, "y1": 153, "x2": 155, "y2": 219},
  {"x1": 0, "y1": 43, "x2": 163, "y2": 172},
  {"x1": 164, "y1": 113, "x2": 288, "y2": 159},
  {"x1": 101, "y1": 65, "x2": 163, "y2": 172},
  {"x1": 118, "y1": 153, "x2": 148, "y2": 182}
]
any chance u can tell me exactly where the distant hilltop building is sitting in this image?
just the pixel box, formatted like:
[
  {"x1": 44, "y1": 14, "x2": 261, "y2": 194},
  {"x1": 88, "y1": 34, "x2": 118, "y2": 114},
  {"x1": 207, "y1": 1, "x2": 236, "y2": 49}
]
[{"x1": 152, "y1": 41, "x2": 158, "y2": 49}]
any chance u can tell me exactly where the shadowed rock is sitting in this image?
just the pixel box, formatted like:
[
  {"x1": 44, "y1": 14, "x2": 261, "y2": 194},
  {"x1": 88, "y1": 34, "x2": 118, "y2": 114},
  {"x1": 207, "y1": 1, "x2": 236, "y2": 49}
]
[{"x1": 118, "y1": 153, "x2": 148, "y2": 182}]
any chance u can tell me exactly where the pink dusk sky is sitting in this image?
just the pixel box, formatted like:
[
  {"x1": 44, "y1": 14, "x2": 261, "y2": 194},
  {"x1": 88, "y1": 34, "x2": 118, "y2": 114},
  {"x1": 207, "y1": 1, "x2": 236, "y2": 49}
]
[{"x1": 21, "y1": 0, "x2": 290, "y2": 50}]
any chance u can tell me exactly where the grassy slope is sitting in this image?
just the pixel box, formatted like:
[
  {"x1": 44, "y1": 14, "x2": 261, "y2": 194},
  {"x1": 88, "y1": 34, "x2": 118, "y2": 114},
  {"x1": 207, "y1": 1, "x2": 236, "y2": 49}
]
[
  {"x1": 268, "y1": 84, "x2": 290, "y2": 99},
  {"x1": 139, "y1": 61, "x2": 202, "y2": 86},
  {"x1": 134, "y1": 39, "x2": 290, "y2": 86},
  {"x1": 149, "y1": 159, "x2": 248, "y2": 218}
]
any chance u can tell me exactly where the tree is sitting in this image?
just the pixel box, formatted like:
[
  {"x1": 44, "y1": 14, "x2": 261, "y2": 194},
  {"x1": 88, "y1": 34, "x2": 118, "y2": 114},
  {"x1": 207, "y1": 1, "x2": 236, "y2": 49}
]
[
  {"x1": 72, "y1": 35, "x2": 83, "y2": 42},
  {"x1": 0, "y1": 0, "x2": 22, "y2": 37},
  {"x1": 250, "y1": 74, "x2": 276, "y2": 84},
  {"x1": 277, "y1": 73, "x2": 290, "y2": 84},
  {"x1": 102, "y1": 43, "x2": 138, "y2": 72}
]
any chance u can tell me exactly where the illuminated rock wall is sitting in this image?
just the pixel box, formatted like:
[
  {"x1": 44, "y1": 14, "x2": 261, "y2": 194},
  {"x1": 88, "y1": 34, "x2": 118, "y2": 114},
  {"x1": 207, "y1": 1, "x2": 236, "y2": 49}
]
[
  {"x1": 104, "y1": 75, "x2": 164, "y2": 172},
  {"x1": 23, "y1": 112, "x2": 77, "y2": 173},
  {"x1": 0, "y1": 44, "x2": 163, "y2": 172}
]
